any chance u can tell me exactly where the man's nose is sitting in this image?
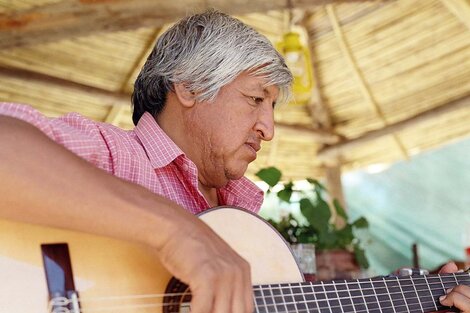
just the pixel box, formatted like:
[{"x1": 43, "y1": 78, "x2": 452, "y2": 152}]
[{"x1": 256, "y1": 105, "x2": 274, "y2": 141}]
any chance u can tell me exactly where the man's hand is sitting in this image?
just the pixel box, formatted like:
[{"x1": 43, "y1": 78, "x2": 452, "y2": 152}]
[
  {"x1": 158, "y1": 213, "x2": 253, "y2": 313},
  {"x1": 438, "y1": 262, "x2": 470, "y2": 312}
]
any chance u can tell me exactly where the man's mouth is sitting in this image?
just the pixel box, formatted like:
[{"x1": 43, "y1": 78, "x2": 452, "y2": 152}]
[
  {"x1": 245, "y1": 142, "x2": 260, "y2": 161},
  {"x1": 245, "y1": 142, "x2": 260, "y2": 153}
]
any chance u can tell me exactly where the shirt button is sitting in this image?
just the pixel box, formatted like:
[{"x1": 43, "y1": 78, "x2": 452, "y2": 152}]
[{"x1": 182, "y1": 163, "x2": 189, "y2": 171}]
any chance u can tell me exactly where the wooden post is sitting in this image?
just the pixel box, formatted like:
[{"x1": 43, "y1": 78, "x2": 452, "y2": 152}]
[{"x1": 325, "y1": 163, "x2": 346, "y2": 228}]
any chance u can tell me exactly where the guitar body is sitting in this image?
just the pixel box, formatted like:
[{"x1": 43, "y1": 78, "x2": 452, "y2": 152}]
[{"x1": 0, "y1": 206, "x2": 303, "y2": 313}]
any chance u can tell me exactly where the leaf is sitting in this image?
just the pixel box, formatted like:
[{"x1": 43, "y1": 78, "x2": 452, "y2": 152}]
[
  {"x1": 335, "y1": 225, "x2": 354, "y2": 247},
  {"x1": 352, "y1": 217, "x2": 369, "y2": 228},
  {"x1": 278, "y1": 181, "x2": 293, "y2": 202},
  {"x1": 313, "y1": 185, "x2": 328, "y2": 205},
  {"x1": 296, "y1": 229, "x2": 317, "y2": 245},
  {"x1": 354, "y1": 245, "x2": 369, "y2": 269},
  {"x1": 333, "y1": 199, "x2": 347, "y2": 220},
  {"x1": 320, "y1": 231, "x2": 338, "y2": 249},
  {"x1": 315, "y1": 196, "x2": 332, "y2": 222},
  {"x1": 300, "y1": 198, "x2": 330, "y2": 235},
  {"x1": 306, "y1": 178, "x2": 326, "y2": 191},
  {"x1": 255, "y1": 167, "x2": 282, "y2": 187}
]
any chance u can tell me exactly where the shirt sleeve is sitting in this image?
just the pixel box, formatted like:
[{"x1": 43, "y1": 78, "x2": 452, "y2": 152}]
[{"x1": 0, "y1": 102, "x2": 113, "y2": 173}]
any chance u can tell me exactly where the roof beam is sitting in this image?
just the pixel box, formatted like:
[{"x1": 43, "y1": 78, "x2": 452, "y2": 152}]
[
  {"x1": 316, "y1": 93, "x2": 470, "y2": 161},
  {"x1": 302, "y1": 14, "x2": 334, "y2": 132},
  {"x1": 302, "y1": 12, "x2": 347, "y2": 217},
  {"x1": 0, "y1": 65, "x2": 341, "y2": 143},
  {"x1": 104, "y1": 105, "x2": 125, "y2": 125},
  {"x1": 275, "y1": 122, "x2": 341, "y2": 144},
  {"x1": 120, "y1": 28, "x2": 162, "y2": 94},
  {"x1": 0, "y1": 66, "x2": 130, "y2": 107},
  {"x1": 0, "y1": 0, "x2": 390, "y2": 49}
]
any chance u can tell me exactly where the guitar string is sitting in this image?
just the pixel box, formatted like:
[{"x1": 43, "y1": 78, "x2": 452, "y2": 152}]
[
  {"x1": 51, "y1": 295, "x2": 452, "y2": 313},
  {"x1": 50, "y1": 293, "x2": 455, "y2": 313},
  {"x1": 56, "y1": 274, "x2": 469, "y2": 303},
  {"x1": 50, "y1": 278, "x2": 470, "y2": 312}
]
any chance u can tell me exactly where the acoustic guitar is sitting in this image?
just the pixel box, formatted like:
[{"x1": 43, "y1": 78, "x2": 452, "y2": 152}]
[{"x1": 0, "y1": 206, "x2": 468, "y2": 313}]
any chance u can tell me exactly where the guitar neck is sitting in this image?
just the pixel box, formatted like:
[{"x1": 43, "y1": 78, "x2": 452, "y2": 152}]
[{"x1": 253, "y1": 272, "x2": 470, "y2": 313}]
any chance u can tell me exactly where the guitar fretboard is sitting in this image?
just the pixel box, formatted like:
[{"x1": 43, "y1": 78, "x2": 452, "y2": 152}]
[{"x1": 253, "y1": 272, "x2": 470, "y2": 313}]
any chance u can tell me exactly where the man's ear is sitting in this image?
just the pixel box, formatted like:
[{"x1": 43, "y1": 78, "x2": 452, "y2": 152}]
[{"x1": 174, "y1": 83, "x2": 196, "y2": 108}]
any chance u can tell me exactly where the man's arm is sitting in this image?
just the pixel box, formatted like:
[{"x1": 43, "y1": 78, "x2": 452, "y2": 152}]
[{"x1": 0, "y1": 115, "x2": 253, "y2": 313}]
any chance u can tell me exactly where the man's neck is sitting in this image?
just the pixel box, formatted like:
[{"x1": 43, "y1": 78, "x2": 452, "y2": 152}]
[
  {"x1": 156, "y1": 94, "x2": 200, "y2": 166},
  {"x1": 198, "y1": 182, "x2": 219, "y2": 208},
  {"x1": 156, "y1": 95, "x2": 220, "y2": 208}
]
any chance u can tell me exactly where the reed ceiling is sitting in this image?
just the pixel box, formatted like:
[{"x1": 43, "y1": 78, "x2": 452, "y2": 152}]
[{"x1": 0, "y1": 0, "x2": 469, "y2": 181}]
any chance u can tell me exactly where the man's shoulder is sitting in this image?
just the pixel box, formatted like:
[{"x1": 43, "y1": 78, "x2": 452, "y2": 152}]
[{"x1": 54, "y1": 111, "x2": 135, "y2": 139}]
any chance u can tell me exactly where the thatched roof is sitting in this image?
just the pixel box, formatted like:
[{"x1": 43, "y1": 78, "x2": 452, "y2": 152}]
[{"x1": 1, "y1": 0, "x2": 469, "y2": 182}]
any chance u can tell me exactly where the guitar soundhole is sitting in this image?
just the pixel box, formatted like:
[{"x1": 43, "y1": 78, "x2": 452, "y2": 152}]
[{"x1": 163, "y1": 277, "x2": 191, "y2": 313}]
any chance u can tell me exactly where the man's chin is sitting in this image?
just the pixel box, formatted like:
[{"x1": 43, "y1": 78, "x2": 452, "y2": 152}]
[{"x1": 224, "y1": 163, "x2": 249, "y2": 181}]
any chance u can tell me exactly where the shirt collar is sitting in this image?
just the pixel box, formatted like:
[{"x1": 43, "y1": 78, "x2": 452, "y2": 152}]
[
  {"x1": 221, "y1": 178, "x2": 264, "y2": 213},
  {"x1": 134, "y1": 112, "x2": 184, "y2": 169}
]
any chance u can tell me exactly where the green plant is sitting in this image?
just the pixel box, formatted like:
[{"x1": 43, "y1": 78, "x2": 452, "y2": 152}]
[{"x1": 256, "y1": 166, "x2": 370, "y2": 269}]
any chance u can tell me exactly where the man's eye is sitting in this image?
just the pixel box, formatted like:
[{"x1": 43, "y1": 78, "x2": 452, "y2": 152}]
[{"x1": 250, "y1": 96, "x2": 264, "y2": 105}]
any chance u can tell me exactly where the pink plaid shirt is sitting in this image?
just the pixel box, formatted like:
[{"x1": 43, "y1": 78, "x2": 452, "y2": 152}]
[{"x1": 0, "y1": 103, "x2": 263, "y2": 214}]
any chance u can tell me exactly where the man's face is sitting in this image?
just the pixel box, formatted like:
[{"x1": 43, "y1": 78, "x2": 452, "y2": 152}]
[{"x1": 188, "y1": 72, "x2": 278, "y2": 188}]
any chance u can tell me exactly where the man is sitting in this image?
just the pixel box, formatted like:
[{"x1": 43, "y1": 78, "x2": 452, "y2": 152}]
[
  {"x1": 0, "y1": 9, "x2": 469, "y2": 313},
  {"x1": 0, "y1": 10, "x2": 290, "y2": 313}
]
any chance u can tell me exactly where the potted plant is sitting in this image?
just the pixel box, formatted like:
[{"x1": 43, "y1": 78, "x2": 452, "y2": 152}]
[{"x1": 256, "y1": 166, "x2": 370, "y2": 281}]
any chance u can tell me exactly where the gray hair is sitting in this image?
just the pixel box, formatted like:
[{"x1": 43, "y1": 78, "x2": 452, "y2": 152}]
[{"x1": 132, "y1": 9, "x2": 292, "y2": 125}]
